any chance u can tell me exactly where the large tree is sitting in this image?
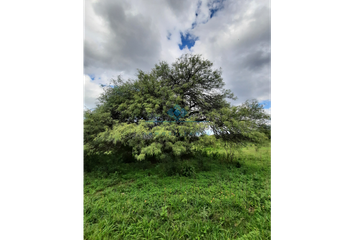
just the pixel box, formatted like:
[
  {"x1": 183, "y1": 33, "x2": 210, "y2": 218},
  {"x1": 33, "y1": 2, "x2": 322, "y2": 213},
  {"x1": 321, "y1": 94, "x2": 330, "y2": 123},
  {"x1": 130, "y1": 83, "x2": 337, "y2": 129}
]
[{"x1": 84, "y1": 54, "x2": 270, "y2": 161}]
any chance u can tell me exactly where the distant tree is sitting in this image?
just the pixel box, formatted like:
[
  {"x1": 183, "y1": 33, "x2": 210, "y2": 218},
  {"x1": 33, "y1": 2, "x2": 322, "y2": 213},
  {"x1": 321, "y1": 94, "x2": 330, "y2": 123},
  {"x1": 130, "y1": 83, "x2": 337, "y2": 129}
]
[{"x1": 84, "y1": 54, "x2": 270, "y2": 161}]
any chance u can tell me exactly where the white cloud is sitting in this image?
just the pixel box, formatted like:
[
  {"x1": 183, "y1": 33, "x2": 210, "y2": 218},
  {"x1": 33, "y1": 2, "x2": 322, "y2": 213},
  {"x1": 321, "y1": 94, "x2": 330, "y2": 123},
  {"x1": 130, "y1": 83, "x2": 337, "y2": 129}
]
[
  {"x1": 84, "y1": 0, "x2": 270, "y2": 108},
  {"x1": 83, "y1": 74, "x2": 103, "y2": 109}
]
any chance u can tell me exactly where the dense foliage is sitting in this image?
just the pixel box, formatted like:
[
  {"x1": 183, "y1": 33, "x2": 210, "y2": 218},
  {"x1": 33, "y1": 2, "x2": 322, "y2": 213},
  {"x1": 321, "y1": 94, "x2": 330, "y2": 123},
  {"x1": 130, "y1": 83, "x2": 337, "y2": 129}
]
[{"x1": 84, "y1": 54, "x2": 270, "y2": 162}]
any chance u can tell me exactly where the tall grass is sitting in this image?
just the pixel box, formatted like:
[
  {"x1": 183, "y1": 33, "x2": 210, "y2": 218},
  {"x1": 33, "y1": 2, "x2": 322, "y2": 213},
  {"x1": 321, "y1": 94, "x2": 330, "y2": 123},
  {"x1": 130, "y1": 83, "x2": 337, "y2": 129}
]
[{"x1": 84, "y1": 144, "x2": 271, "y2": 239}]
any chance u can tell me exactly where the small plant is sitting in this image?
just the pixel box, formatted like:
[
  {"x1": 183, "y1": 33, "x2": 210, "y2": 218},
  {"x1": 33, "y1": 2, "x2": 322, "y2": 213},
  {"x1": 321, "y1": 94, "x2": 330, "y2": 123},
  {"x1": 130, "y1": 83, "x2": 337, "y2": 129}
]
[
  {"x1": 160, "y1": 206, "x2": 168, "y2": 219},
  {"x1": 200, "y1": 206, "x2": 209, "y2": 221},
  {"x1": 219, "y1": 216, "x2": 225, "y2": 225},
  {"x1": 173, "y1": 213, "x2": 180, "y2": 220},
  {"x1": 202, "y1": 225, "x2": 210, "y2": 235}
]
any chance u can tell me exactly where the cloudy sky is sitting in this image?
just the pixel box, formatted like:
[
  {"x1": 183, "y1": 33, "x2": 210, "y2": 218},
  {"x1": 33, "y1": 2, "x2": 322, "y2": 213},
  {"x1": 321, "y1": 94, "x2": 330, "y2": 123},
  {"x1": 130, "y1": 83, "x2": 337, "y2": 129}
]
[{"x1": 84, "y1": 0, "x2": 271, "y2": 115}]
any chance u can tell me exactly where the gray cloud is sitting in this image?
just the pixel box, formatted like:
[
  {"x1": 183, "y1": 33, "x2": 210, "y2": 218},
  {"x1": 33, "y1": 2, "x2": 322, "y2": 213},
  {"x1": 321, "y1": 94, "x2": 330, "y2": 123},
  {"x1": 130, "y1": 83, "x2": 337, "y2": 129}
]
[{"x1": 84, "y1": 0, "x2": 270, "y2": 109}]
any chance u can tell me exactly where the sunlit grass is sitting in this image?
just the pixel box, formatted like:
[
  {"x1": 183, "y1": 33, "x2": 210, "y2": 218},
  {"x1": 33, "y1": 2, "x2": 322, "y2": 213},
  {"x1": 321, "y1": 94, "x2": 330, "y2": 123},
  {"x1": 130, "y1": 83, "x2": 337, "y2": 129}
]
[{"x1": 84, "y1": 144, "x2": 271, "y2": 239}]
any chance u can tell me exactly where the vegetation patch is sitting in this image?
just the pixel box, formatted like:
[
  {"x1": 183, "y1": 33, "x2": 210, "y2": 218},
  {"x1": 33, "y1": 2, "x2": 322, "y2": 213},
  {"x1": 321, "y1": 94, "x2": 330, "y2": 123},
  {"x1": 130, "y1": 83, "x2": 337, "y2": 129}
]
[
  {"x1": 84, "y1": 54, "x2": 271, "y2": 239},
  {"x1": 84, "y1": 144, "x2": 271, "y2": 239}
]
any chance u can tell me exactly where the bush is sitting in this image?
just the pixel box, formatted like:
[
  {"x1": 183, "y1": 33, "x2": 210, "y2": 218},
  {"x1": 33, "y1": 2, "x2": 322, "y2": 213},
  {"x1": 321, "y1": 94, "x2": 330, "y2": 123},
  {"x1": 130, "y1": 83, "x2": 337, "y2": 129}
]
[
  {"x1": 84, "y1": 151, "x2": 124, "y2": 173},
  {"x1": 195, "y1": 149, "x2": 209, "y2": 158},
  {"x1": 84, "y1": 154, "x2": 101, "y2": 172},
  {"x1": 160, "y1": 159, "x2": 179, "y2": 176},
  {"x1": 180, "y1": 160, "x2": 196, "y2": 177},
  {"x1": 138, "y1": 160, "x2": 152, "y2": 170},
  {"x1": 196, "y1": 156, "x2": 212, "y2": 172},
  {"x1": 159, "y1": 159, "x2": 197, "y2": 177},
  {"x1": 211, "y1": 152, "x2": 220, "y2": 160}
]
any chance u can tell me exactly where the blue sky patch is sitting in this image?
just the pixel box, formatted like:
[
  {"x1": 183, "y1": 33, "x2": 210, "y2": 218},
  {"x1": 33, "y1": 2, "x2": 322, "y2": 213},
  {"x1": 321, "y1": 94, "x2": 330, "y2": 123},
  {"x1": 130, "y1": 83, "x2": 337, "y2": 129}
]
[
  {"x1": 210, "y1": 9, "x2": 218, "y2": 18},
  {"x1": 178, "y1": 32, "x2": 198, "y2": 50},
  {"x1": 259, "y1": 100, "x2": 271, "y2": 109},
  {"x1": 100, "y1": 84, "x2": 115, "y2": 88},
  {"x1": 89, "y1": 74, "x2": 95, "y2": 80}
]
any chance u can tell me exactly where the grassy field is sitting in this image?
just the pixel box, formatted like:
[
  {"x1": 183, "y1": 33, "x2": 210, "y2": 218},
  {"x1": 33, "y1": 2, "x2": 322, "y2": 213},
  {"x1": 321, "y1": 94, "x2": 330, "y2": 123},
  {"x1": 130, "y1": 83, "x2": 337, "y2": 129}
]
[{"x1": 84, "y1": 143, "x2": 271, "y2": 239}]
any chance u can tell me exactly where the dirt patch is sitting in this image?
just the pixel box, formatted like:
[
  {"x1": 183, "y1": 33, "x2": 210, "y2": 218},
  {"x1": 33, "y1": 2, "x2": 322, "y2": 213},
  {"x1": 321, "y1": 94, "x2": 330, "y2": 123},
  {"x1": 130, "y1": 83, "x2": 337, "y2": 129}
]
[{"x1": 248, "y1": 207, "x2": 255, "y2": 214}]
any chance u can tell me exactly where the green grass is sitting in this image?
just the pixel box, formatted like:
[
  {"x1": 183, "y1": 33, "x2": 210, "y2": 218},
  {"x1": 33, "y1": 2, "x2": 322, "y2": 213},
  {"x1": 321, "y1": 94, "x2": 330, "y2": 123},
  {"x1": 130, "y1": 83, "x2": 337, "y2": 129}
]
[{"x1": 84, "y1": 144, "x2": 271, "y2": 239}]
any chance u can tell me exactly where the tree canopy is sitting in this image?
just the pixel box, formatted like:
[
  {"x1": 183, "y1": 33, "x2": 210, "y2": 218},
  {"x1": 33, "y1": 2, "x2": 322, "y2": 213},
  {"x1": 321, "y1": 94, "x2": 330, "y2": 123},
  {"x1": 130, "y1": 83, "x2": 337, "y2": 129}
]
[{"x1": 84, "y1": 54, "x2": 270, "y2": 161}]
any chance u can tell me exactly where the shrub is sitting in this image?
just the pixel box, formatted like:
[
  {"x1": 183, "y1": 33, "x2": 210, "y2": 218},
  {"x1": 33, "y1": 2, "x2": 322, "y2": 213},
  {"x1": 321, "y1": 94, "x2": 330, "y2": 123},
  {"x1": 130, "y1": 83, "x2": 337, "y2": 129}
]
[
  {"x1": 159, "y1": 159, "x2": 179, "y2": 176},
  {"x1": 139, "y1": 160, "x2": 152, "y2": 170},
  {"x1": 159, "y1": 159, "x2": 197, "y2": 177},
  {"x1": 196, "y1": 155, "x2": 212, "y2": 172},
  {"x1": 211, "y1": 152, "x2": 220, "y2": 159},
  {"x1": 180, "y1": 160, "x2": 196, "y2": 177}
]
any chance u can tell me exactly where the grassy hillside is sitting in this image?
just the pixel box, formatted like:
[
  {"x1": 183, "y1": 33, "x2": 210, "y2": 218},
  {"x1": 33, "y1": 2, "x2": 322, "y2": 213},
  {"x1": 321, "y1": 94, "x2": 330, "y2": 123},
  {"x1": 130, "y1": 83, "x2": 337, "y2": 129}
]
[{"x1": 84, "y1": 143, "x2": 271, "y2": 239}]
